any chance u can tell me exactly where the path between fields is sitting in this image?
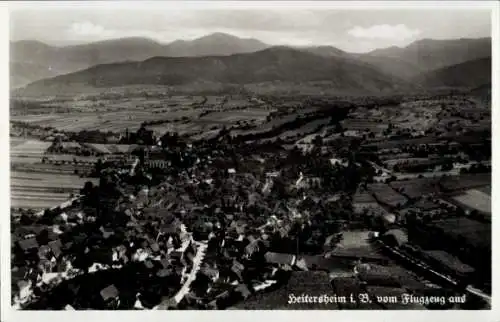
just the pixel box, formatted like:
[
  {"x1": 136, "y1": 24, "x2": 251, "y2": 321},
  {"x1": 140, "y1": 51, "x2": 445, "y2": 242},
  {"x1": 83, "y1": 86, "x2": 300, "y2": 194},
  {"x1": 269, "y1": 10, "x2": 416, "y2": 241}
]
[{"x1": 130, "y1": 158, "x2": 140, "y2": 176}]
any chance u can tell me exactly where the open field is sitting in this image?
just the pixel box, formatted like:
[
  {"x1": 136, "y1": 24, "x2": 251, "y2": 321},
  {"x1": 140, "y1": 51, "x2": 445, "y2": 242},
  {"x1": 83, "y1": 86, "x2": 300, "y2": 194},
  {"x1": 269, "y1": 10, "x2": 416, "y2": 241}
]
[
  {"x1": 476, "y1": 185, "x2": 491, "y2": 196},
  {"x1": 10, "y1": 137, "x2": 27, "y2": 148},
  {"x1": 230, "y1": 114, "x2": 298, "y2": 137},
  {"x1": 146, "y1": 121, "x2": 216, "y2": 136},
  {"x1": 341, "y1": 119, "x2": 386, "y2": 132},
  {"x1": 10, "y1": 139, "x2": 51, "y2": 155},
  {"x1": 11, "y1": 95, "x2": 268, "y2": 135},
  {"x1": 11, "y1": 195, "x2": 73, "y2": 210},
  {"x1": 10, "y1": 138, "x2": 52, "y2": 164},
  {"x1": 271, "y1": 118, "x2": 330, "y2": 141},
  {"x1": 199, "y1": 108, "x2": 269, "y2": 124},
  {"x1": 439, "y1": 173, "x2": 491, "y2": 191},
  {"x1": 11, "y1": 171, "x2": 99, "y2": 210},
  {"x1": 83, "y1": 143, "x2": 133, "y2": 154},
  {"x1": 336, "y1": 231, "x2": 372, "y2": 249},
  {"x1": 11, "y1": 171, "x2": 98, "y2": 189},
  {"x1": 389, "y1": 178, "x2": 439, "y2": 199},
  {"x1": 11, "y1": 163, "x2": 94, "y2": 175},
  {"x1": 451, "y1": 189, "x2": 491, "y2": 215},
  {"x1": 362, "y1": 137, "x2": 443, "y2": 150},
  {"x1": 367, "y1": 183, "x2": 408, "y2": 208}
]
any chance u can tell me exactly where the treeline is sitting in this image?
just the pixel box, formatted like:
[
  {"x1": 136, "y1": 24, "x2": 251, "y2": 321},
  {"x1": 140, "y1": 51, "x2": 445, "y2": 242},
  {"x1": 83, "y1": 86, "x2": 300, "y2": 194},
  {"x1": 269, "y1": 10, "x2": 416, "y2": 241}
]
[{"x1": 232, "y1": 106, "x2": 351, "y2": 143}]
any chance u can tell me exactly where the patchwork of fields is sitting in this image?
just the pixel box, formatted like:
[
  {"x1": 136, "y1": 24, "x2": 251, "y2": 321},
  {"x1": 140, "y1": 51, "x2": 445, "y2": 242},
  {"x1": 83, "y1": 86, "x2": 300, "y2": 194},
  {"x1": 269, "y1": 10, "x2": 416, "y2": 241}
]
[
  {"x1": 11, "y1": 95, "x2": 269, "y2": 135},
  {"x1": 11, "y1": 171, "x2": 99, "y2": 210},
  {"x1": 10, "y1": 138, "x2": 100, "y2": 210}
]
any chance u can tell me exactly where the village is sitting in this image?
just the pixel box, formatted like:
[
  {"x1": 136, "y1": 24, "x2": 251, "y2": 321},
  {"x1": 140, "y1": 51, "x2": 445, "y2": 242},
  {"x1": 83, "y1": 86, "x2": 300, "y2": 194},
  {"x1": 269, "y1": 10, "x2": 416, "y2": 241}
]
[{"x1": 10, "y1": 93, "x2": 492, "y2": 310}]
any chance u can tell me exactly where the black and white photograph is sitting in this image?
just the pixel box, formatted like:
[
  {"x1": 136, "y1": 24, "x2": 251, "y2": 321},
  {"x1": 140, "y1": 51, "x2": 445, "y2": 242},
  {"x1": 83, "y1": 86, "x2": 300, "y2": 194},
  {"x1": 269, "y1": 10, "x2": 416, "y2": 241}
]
[{"x1": 1, "y1": 0, "x2": 498, "y2": 316}]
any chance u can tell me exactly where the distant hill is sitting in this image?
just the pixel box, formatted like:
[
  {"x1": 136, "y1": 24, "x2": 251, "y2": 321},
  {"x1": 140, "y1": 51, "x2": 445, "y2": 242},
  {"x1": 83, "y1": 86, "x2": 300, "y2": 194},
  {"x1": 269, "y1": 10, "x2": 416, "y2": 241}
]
[
  {"x1": 10, "y1": 33, "x2": 270, "y2": 87},
  {"x1": 300, "y1": 45, "x2": 350, "y2": 58},
  {"x1": 11, "y1": 35, "x2": 491, "y2": 94},
  {"x1": 10, "y1": 61, "x2": 60, "y2": 89},
  {"x1": 354, "y1": 37, "x2": 491, "y2": 79},
  {"x1": 413, "y1": 57, "x2": 491, "y2": 89},
  {"x1": 10, "y1": 38, "x2": 167, "y2": 86},
  {"x1": 163, "y1": 32, "x2": 269, "y2": 57},
  {"x1": 17, "y1": 47, "x2": 410, "y2": 96},
  {"x1": 469, "y1": 82, "x2": 492, "y2": 99}
]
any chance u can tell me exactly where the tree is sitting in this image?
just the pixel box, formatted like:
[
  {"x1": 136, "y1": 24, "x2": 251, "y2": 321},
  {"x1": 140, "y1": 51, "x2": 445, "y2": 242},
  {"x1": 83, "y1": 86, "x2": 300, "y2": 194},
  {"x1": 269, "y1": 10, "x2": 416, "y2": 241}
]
[
  {"x1": 441, "y1": 160, "x2": 453, "y2": 172},
  {"x1": 36, "y1": 229, "x2": 50, "y2": 245},
  {"x1": 312, "y1": 135, "x2": 323, "y2": 146},
  {"x1": 20, "y1": 213, "x2": 35, "y2": 226},
  {"x1": 81, "y1": 181, "x2": 94, "y2": 196}
]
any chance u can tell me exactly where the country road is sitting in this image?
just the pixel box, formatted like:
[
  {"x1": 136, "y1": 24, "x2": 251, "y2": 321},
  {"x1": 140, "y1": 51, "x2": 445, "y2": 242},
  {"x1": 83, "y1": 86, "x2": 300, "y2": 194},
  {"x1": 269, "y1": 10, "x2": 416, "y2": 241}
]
[
  {"x1": 154, "y1": 240, "x2": 207, "y2": 309},
  {"x1": 130, "y1": 158, "x2": 139, "y2": 176}
]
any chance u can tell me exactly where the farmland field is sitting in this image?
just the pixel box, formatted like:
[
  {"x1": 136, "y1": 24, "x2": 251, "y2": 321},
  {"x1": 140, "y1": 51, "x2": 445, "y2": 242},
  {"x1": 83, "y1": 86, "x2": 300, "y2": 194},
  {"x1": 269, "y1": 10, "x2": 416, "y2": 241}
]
[
  {"x1": 276, "y1": 118, "x2": 330, "y2": 140},
  {"x1": 10, "y1": 137, "x2": 27, "y2": 148},
  {"x1": 11, "y1": 95, "x2": 268, "y2": 135},
  {"x1": 11, "y1": 171, "x2": 98, "y2": 189},
  {"x1": 367, "y1": 183, "x2": 408, "y2": 207},
  {"x1": 146, "y1": 122, "x2": 211, "y2": 136},
  {"x1": 10, "y1": 139, "x2": 51, "y2": 156},
  {"x1": 11, "y1": 163, "x2": 93, "y2": 175},
  {"x1": 439, "y1": 173, "x2": 491, "y2": 191},
  {"x1": 336, "y1": 231, "x2": 372, "y2": 249},
  {"x1": 10, "y1": 139, "x2": 52, "y2": 164},
  {"x1": 83, "y1": 143, "x2": 134, "y2": 155},
  {"x1": 451, "y1": 189, "x2": 491, "y2": 215},
  {"x1": 11, "y1": 171, "x2": 99, "y2": 210},
  {"x1": 199, "y1": 108, "x2": 269, "y2": 124},
  {"x1": 476, "y1": 185, "x2": 491, "y2": 196},
  {"x1": 389, "y1": 178, "x2": 439, "y2": 199},
  {"x1": 341, "y1": 119, "x2": 385, "y2": 132}
]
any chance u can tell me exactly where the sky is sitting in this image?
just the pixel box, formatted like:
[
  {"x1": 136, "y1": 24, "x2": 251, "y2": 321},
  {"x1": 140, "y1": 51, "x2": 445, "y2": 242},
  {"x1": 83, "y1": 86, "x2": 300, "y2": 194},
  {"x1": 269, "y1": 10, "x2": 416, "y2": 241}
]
[{"x1": 9, "y1": 2, "x2": 492, "y2": 53}]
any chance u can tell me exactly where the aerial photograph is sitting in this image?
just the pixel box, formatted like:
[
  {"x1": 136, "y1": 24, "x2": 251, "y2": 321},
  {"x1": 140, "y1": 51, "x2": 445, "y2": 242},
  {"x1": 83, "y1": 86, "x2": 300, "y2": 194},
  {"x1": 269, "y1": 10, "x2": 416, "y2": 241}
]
[{"x1": 8, "y1": 3, "x2": 493, "y2": 311}]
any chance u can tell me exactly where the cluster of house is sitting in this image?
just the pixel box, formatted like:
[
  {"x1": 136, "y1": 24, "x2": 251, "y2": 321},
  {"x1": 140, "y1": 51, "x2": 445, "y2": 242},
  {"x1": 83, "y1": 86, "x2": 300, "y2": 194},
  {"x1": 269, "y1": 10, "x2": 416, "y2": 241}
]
[
  {"x1": 11, "y1": 101, "x2": 490, "y2": 310},
  {"x1": 11, "y1": 182, "x2": 205, "y2": 309}
]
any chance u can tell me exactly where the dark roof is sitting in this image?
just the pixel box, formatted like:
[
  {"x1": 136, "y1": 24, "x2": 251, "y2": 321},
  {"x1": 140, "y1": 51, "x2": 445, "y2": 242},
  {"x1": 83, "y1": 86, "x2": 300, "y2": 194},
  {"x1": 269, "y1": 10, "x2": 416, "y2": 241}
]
[
  {"x1": 37, "y1": 245, "x2": 51, "y2": 258},
  {"x1": 413, "y1": 199, "x2": 441, "y2": 211},
  {"x1": 144, "y1": 260, "x2": 155, "y2": 269},
  {"x1": 100, "y1": 284, "x2": 119, "y2": 301},
  {"x1": 235, "y1": 284, "x2": 251, "y2": 298},
  {"x1": 157, "y1": 268, "x2": 170, "y2": 278},
  {"x1": 48, "y1": 239, "x2": 63, "y2": 258},
  {"x1": 150, "y1": 243, "x2": 160, "y2": 253},
  {"x1": 383, "y1": 229, "x2": 408, "y2": 247},
  {"x1": 264, "y1": 252, "x2": 294, "y2": 265},
  {"x1": 18, "y1": 238, "x2": 39, "y2": 251},
  {"x1": 142, "y1": 208, "x2": 175, "y2": 221}
]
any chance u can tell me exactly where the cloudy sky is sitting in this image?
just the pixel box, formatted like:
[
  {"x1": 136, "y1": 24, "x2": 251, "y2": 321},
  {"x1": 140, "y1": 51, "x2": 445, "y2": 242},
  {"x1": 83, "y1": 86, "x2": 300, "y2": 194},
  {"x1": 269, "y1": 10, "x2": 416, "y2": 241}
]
[{"x1": 9, "y1": 2, "x2": 492, "y2": 53}]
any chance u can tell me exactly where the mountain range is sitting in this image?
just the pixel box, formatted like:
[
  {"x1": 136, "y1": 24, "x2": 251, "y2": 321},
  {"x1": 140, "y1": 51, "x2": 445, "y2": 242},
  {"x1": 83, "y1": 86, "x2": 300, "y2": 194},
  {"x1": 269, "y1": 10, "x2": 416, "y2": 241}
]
[
  {"x1": 10, "y1": 33, "x2": 269, "y2": 88},
  {"x1": 11, "y1": 33, "x2": 492, "y2": 94}
]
